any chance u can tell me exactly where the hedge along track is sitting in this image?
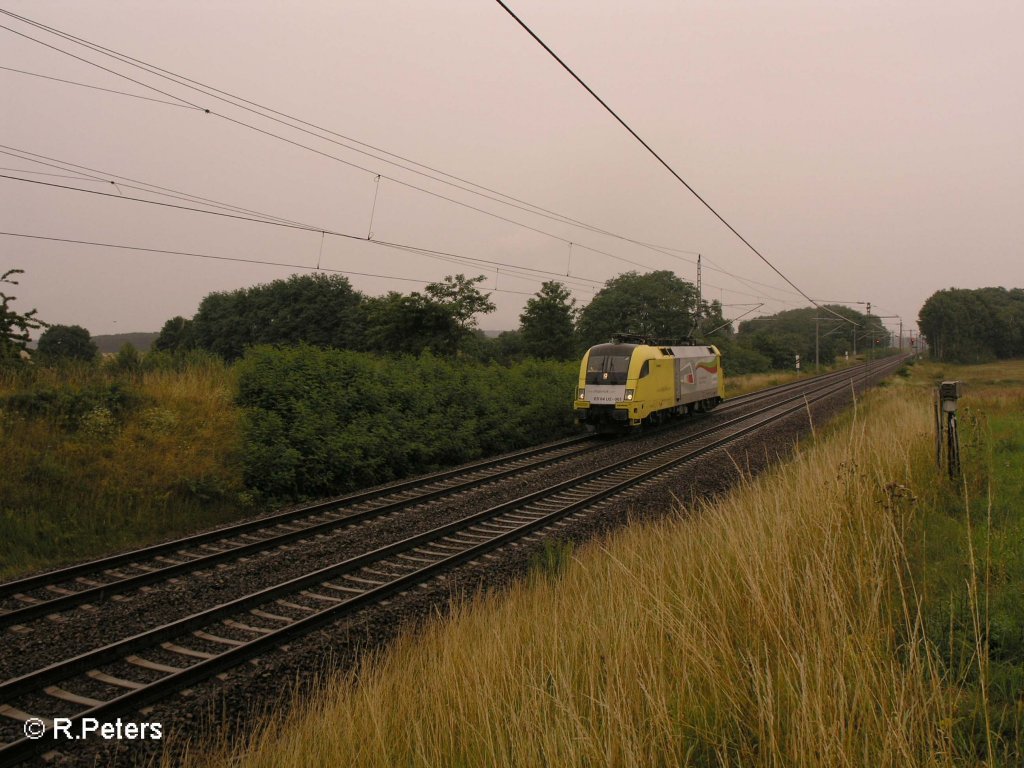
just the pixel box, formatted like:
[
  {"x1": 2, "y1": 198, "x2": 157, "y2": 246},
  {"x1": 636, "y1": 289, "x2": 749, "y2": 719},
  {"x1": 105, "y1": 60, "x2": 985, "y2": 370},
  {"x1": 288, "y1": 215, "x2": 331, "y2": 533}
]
[
  {"x1": 0, "y1": 358, "x2": 882, "y2": 630},
  {"x1": 0, "y1": 356, "x2": 904, "y2": 766}
]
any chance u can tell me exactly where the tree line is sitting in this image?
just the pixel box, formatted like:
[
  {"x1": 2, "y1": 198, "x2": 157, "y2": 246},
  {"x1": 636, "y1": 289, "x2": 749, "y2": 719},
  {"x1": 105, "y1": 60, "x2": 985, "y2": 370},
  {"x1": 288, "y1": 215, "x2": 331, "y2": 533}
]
[
  {"x1": 1, "y1": 265, "x2": 904, "y2": 506},
  {"x1": 731, "y1": 306, "x2": 890, "y2": 371},
  {"x1": 919, "y1": 287, "x2": 1024, "y2": 363},
  {"x1": 5, "y1": 265, "x2": 896, "y2": 374},
  {"x1": 150, "y1": 269, "x2": 732, "y2": 365}
]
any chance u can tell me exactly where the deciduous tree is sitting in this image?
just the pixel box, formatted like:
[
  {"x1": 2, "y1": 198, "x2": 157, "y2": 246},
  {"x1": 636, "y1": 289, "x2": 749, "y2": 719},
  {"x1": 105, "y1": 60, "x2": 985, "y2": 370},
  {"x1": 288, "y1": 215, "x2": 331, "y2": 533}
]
[
  {"x1": 363, "y1": 292, "x2": 462, "y2": 356},
  {"x1": 153, "y1": 316, "x2": 195, "y2": 353},
  {"x1": 36, "y1": 324, "x2": 98, "y2": 363},
  {"x1": 519, "y1": 281, "x2": 576, "y2": 360},
  {"x1": 919, "y1": 287, "x2": 1024, "y2": 362},
  {"x1": 191, "y1": 273, "x2": 365, "y2": 360},
  {"x1": 576, "y1": 271, "x2": 707, "y2": 348},
  {"x1": 737, "y1": 306, "x2": 865, "y2": 368},
  {"x1": 424, "y1": 274, "x2": 495, "y2": 332},
  {"x1": 1, "y1": 269, "x2": 45, "y2": 362}
]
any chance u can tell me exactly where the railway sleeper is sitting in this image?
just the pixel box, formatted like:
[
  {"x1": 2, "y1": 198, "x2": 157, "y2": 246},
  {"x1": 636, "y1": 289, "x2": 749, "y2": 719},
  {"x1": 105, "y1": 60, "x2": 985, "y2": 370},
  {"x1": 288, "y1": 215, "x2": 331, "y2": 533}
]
[
  {"x1": 319, "y1": 582, "x2": 363, "y2": 595},
  {"x1": 86, "y1": 669, "x2": 146, "y2": 691},
  {"x1": 446, "y1": 533, "x2": 489, "y2": 545},
  {"x1": 341, "y1": 575, "x2": 386, "y2": 588},
  {"x1": 150, "y1": 558, "x2": 182, "y2": 568},
  {"x1": 498, "y1": 513, "x2": 540, "y2": 523},
  {"x1": 161, "y1": 642, "x2": 216, "y2": 661},
  {"x1": 394, "y1": 553, "x2": 437, "y2": 565},
  {"x1": 527, "y1": 502, "x2": 565, "y2": 512},
  {"x1": 0, "y1": 705, "x2": 49, "y2": 726},
  {"x1": 468, "y1": 523, "x2": 513, "y2": 534},
  {"x1": 471, "y1": 526, "x2": 517, "y2": 537},
  {"x1": 192, "y1": 630, "x2": 246, "y2": 647},
  {"x1": 249, "y1": 608, "x2": 293, "y2": 624},
  {"x1": 361, "y1": 565, "x2": 410, "y2": 579},
  {"x1": 274, "y1": 600, "x2": 318, "y2": 614},
  {"x1": 298, "y1": 590, "x2": 343, "y2": 604},
  {"x1": 198, "y1": 543, "x2": 229, "y2": 553},
  {"x1": 73, "y1": 577, "x2": 105, "y2": 587},
  {"x1": 414, "y1": 543, "x2": 461, "y2": 555},
  {"x1": 222, "y1": 619, "x2": 276, "y2": 636},
  {"x1": 125, "y1": 655, "x2": 186, "y2": 674}
]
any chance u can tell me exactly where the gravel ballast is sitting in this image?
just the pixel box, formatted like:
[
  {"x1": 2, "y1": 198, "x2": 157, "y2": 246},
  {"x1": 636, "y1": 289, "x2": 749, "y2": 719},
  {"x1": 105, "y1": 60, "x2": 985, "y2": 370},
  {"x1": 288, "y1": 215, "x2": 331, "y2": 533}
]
[{"x1": 2, "y1": 368, "x2": 891, "y2": 767}]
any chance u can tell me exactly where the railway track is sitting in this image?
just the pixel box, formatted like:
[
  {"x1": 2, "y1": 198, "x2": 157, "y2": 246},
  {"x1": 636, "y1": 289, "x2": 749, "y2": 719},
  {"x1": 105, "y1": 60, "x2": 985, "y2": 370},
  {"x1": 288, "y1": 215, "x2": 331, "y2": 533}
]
[
  {"x1": 0, "y1": 358, "x2": 874, "y2": 630},
  {"x1": 0, "y1": 356, "x2": 904, "y2": 766},
  {"x1": 0, "y1": 434, "x2": 603, "y2": 628}
]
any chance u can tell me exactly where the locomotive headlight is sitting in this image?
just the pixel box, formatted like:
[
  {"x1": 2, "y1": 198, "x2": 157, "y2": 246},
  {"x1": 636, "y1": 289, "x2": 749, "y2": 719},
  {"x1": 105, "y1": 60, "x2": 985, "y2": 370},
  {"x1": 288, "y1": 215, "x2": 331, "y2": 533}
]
[
  {"x1": 623, "y1": 389, "x2": 635, "y2": 401},
  {"x1": 577, "y1": 388, "x2": 586, "y2": 399}
]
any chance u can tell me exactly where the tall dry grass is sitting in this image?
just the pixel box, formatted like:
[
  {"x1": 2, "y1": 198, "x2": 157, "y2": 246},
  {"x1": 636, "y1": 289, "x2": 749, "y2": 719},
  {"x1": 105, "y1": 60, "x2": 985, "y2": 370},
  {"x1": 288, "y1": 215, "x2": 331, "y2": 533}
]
[
  {"x1": 724, "y1": 369, "x2": 801, "y2": 396},
  {"x1": 0, "y1": 359, "x2": 246, "y2": 577},
  {"x1": 190, "y1": 383, "x2": 965, "y2": 766},
  {"x1": 724, "y1": 367, "x2": 839, "y2": 397}
]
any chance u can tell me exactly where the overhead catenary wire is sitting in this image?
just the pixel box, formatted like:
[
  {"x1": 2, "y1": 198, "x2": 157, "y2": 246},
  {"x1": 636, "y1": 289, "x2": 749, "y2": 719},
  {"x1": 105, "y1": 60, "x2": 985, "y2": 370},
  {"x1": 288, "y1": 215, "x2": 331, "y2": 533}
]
[
  {"x1": 0, "y1": 165, "x2": 788, "y2": 308},
  {"x1": 702, "y1": 253, "x2": 808, "y2": 302},
  {"x1": 0, "y1": 145, "x2": 318, "y2": 229},
  {"x1": 0, "y1": 165, "x2": 100, "y2": 183},
  {"x1": 492, "y1": 0, "x2": 855, "y2": 326},
  {"x1": 178, "y1": 107, "x2": 674, "y2": 276},
  {"x1": 0, "y1": 63, "x2": 194, "y2": 108},
  {"x1": 374, "y1": 239, "x2": 601, "y2": 293},
  {"x1": 0, "y1": 231, "x2": 546, "y2": 297},
  {"x1": 1, "y1": 173, "x2": 346, "y2": 237},
  {"x1": 0, "y1": 164, "x2": 785, "y2": 311},
  {"x1": 0, "y1": 11, "x2": 687, "y2": 261},
  {"x1": 14, "y1": 85, "x2": 675, "y2": 278},
  {"x1": 0, "y1": 21, "x2": 205, "y2": 111},
  {"x1": 0, "y1": 8, "x2": 699, "y2": 262},
  {"x1": 0, "y1": 173, "x2": 605, "y2": 291},
  {"x1": 1, "y1": 40, "x2": 804, "y2": 322},
  {"x1": 704, "y1": 303, "x2": 765, "y2": 337},
  {"x1": 0, "y1": 7, "x2": 809, "y2": 307},
  {"x1": 0, "y1": 172, "x2": 604, "y2": 290},
  {"x1": 4, "y1": 149, "x2": 793, "y2": 307}
]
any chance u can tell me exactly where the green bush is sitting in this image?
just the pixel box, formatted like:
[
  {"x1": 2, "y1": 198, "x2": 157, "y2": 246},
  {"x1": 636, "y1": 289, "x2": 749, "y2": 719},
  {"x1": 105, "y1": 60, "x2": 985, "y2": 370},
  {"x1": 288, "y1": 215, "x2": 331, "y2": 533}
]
[
  {"x1": 140, "y1": 348, "x2": 225, "y2": 374},
  {"x1": 1, "y1": 381, "x2": 140, "y2": 429},
  {"x1": 713, "y1": 338, "x2": 772, "y2": 376},
  {"x1": 236, "y1": 345, "x2": 578, "y2": 500}
]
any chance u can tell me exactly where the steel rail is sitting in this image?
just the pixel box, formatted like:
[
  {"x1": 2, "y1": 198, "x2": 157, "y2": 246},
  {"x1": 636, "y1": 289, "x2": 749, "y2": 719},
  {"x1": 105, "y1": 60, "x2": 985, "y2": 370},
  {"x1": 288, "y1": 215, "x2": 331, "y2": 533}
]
[
  {"x1": 0, "y1": 358, "x2": 887, "y2": 626},
  {"x1": 0, "y1": 433, "x2": 596, "y2": 600},
  {"x1": 0, "y1": 435, "x2": 606, "y2": 626},
  {"x1": 718, "y1": 358, "x2": 886, "y2": 408},
  {"x1": 0, "y1": 358, "x2": 903, "y2": 766},
  {"x1": 3, "y1": 363, "x2": 885, "y2": 693}
]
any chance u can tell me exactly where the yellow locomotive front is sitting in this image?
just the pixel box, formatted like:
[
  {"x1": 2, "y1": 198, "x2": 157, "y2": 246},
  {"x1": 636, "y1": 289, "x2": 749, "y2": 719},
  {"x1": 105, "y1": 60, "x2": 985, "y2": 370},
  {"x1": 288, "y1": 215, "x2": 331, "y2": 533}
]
[{"x1": 573, "y1": 341, "x2": 724, "y2": 431}]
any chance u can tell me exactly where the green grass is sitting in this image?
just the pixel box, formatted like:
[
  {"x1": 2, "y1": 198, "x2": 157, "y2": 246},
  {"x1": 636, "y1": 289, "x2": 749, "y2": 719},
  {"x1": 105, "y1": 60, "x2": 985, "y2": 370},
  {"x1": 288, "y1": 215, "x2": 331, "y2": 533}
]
[{"x1": 901, "y1": 360, "x2": 1024, "y2": 763}]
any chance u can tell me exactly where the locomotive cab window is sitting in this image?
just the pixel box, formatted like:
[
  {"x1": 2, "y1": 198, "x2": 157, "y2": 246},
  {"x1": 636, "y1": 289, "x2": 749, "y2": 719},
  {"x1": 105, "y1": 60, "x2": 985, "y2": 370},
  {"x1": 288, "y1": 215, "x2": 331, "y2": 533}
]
[
  {"x1": 586, "y1": 355, "x2": 631, "y2": 384},
  {"x1": 638, "y1": 360, "x2": 650, "y2": 378}
]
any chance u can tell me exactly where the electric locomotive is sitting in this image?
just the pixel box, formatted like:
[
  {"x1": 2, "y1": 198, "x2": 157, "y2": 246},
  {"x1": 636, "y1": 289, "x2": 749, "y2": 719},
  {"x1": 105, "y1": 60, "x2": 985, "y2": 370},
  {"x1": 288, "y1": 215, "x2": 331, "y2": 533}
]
[{"x1": 573, "y1": 336, "x2": 724, "y2": 431}]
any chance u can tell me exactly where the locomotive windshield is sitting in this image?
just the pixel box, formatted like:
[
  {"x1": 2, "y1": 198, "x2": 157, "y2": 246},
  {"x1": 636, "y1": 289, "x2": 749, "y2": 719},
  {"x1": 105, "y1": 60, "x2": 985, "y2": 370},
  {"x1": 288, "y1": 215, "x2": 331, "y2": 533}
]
[{"x1": 585, "y1": 344, "x2": 635, "y2": 385}]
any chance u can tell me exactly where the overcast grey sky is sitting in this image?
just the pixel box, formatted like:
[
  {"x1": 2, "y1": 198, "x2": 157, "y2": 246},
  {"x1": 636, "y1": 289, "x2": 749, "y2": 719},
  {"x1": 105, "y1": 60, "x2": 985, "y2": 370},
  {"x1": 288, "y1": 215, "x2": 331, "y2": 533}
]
[{"x1": 2, "y1": 1, "x2": 1022, "y2": 340}]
